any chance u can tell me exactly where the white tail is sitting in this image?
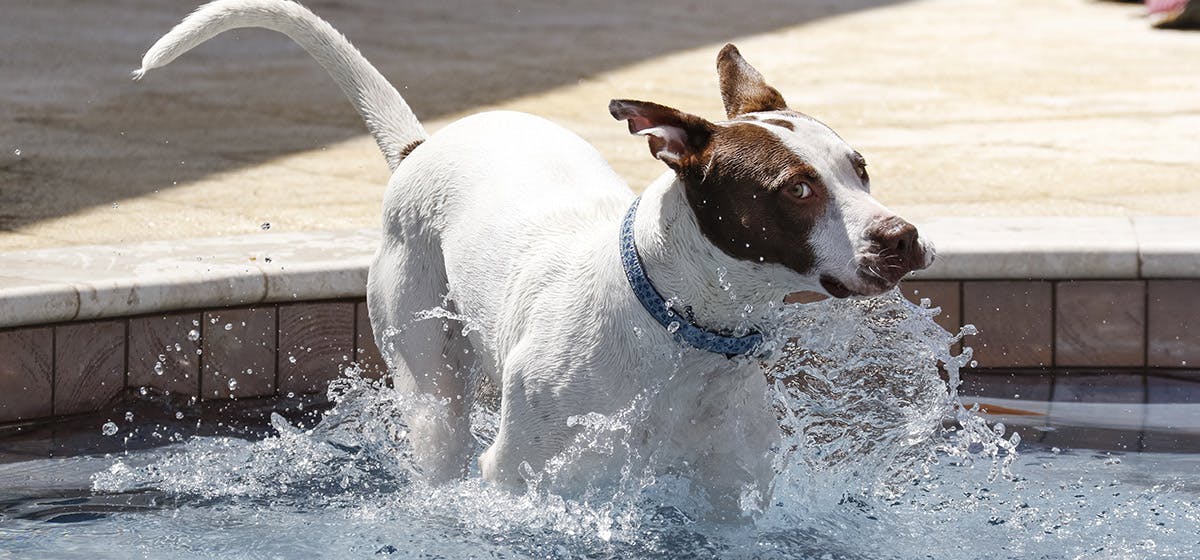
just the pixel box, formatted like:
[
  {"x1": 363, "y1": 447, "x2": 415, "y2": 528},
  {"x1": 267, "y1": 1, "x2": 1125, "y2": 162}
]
[{"x1": 135, "y1": 0, "x2": 426, "y2": 170}]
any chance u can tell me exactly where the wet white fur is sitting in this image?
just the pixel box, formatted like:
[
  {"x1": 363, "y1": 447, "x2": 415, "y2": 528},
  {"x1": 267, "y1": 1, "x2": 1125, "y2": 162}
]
[{"x1": 139, "y1": 0, "x2": 929, "y2": 514}]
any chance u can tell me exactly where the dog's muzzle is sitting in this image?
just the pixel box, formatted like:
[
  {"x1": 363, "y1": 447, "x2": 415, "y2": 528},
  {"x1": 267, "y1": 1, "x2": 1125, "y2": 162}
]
[{"x1": 863, "y1": 216, "x2": 933, "y2": 285}]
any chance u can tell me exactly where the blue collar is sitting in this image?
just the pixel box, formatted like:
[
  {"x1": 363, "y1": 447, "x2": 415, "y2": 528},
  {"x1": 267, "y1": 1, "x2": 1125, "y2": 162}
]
[{"x1": 620, "y1": 197, "x2": 764, "y2": 358}]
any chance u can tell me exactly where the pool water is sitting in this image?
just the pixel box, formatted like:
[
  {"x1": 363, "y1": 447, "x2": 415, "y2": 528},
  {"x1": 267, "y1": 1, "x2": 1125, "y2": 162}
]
[{"x1": 1, "y1": 293, "x2": 1197, "y2": 559}]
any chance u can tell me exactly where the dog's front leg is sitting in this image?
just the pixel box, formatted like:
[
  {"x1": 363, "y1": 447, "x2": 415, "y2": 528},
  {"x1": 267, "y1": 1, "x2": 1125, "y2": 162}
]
[{"x1": 479, "y1": 338, "x2": 574, "y2": 489}]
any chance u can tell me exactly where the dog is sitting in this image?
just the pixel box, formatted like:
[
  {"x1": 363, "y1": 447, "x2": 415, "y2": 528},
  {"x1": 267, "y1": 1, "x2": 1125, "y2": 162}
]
[{"x1": 139, "y1": 0, "x2": 934, "y2": 515}]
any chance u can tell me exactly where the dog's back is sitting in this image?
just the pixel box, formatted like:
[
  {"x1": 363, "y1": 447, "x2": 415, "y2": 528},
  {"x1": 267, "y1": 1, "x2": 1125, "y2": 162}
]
[{"x1": 372, "y1": 110, "x2": 634, "y2": 380}]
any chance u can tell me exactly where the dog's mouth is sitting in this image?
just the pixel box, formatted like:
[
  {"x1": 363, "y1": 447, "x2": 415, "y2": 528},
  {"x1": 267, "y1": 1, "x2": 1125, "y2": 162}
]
[
  {"x1": 819, "y1": 274, "x2": 896, "y2": 299},
  {"x1": 819, "y1": 275, "x2": 858, "y2": 299}
]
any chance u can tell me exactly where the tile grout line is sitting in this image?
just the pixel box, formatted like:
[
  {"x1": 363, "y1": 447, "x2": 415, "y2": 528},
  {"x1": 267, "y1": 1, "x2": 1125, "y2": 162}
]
[
  {"x1": 1049, "y1": 280, "x2": 1058, "y2": 369},
  {"x1": 1143, "y1": 280, "x2": 1151, "y2": 369},
  {"x1": 49, "y1": 326, "x2": 57, "y2": 417},
  {"x1": 352, "y1": 301, "x2": 360, "y2": 369},
  {"x1": 123, "y1": 318, "x2": 130, "y2": 394},
  {"x1": 198, "y1": 311, "x2": 206, "y2": 400},
  {"x1": 273, "y1": 304, "x2": 281, "y2": 397},
  {"x1": 1140, "y1": 279, "x2": 1150, "y2": 452}
]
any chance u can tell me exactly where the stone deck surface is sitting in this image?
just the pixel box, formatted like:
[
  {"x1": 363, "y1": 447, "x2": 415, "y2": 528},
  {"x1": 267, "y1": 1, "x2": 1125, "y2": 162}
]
[{"x1": 2, "y1": 0, "x2": 1198, "y2": 251}]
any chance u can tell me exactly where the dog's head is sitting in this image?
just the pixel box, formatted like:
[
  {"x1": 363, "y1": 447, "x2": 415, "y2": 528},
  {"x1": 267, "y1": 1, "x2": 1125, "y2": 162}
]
[{"x1": 610, "y1": 44, "x2": 934, "y2": 299}]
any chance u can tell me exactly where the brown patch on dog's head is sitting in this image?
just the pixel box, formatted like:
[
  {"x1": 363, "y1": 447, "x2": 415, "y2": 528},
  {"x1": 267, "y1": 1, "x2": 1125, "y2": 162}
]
[
  {"x1": 716, "y1": 44, "x2": 788, "y2": 119},
  {"x1": 758, "y1": 118, "x2": 796, "y2": 131},
  {"x1": 678, "y1": 123, "x2": 823, "y2": 275}
]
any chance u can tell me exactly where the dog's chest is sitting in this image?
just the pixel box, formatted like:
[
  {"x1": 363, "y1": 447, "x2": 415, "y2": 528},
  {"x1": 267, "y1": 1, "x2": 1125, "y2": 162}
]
[{"x1": 641, "y1": 357, "x2": 775, "y2": 449}]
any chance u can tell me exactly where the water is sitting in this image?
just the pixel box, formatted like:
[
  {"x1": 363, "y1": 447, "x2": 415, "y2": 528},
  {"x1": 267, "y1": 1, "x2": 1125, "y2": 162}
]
[{"x1": 1, "y1": 292, "x2": 1197, "y2": 559}]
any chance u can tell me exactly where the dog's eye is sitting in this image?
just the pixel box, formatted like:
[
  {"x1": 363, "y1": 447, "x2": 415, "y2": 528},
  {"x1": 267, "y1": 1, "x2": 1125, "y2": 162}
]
[
  {"x1": 787, "y1": 182, "x2": 813, "y2": 200},
  {"x1": 856, "y1": 165, "x2": 869, "y2": 182}
]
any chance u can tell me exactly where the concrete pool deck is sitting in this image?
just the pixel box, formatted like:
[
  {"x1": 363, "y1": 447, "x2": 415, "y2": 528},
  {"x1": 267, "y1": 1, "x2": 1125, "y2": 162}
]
[{"x1": 2, "y1": 0, "x2": 1199, "y2": 251}]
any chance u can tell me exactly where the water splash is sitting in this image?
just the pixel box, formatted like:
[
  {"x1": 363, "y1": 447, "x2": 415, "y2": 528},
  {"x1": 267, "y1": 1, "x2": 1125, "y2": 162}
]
[{"x1": 81, "y1": 291, "x2": 1199, "y2": 559}]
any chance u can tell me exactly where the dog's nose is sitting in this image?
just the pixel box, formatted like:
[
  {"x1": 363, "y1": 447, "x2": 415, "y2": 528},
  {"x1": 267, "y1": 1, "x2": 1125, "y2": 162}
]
[{"x1": 869, "y1": 217, "x2": 925, "y2": 282}]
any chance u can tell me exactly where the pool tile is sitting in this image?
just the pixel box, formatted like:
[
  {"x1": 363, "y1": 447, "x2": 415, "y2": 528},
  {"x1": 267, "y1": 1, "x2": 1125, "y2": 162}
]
[
  {"x1": 1146, "y1": 372, "x2": 1200, "y2": 404},
  {"x1": 1037, "y1": 425, "x2": 1142, "y2": 453},
  {"x1": 278, "y1": 302, "x2": 355, "y2": 395},
  {"x1": 1055, "y1": 281, "x2": 1145, "y2": 367},
  {"x1": 962, "y1": 281, "x2": 1053, "y2": 368},
  {"x1": 1133, "y1": 217, "x2": 1200, "y2": 278},
  {"x1": 1051, "y1": 371, "x2": 1145, "y2": 404},
  {"x1": 900, "y1": 281, "x2": 961, "y2": 335},
  {"x1": 1147, "y1": 280, "x2": 1200, "y2": 368},
  {"x1": 128, "y1": 313, "x2": 201, "y2": 397},
  {"x1": 912, "y1": 217, "x2": 1138, "y2": 280},
  {"x1": 0, "y1": 327, "x2": 54, "y2": 422},
  {"x1": 54, "y1": 320, "x2": 126, "y2": 415},
  {"x1": 201, "y1": 307, "x2": 276, "y2": 400},
  {"x1": 959, "y1": 370, "x2": 1053, "y2": 401},
  {"x1": 1144, "y1": 373, "x2": 1200, "y2": 450},
  {"x1": 355, "y1": 301, "x2": 387, "y2": 380},
  {"x1": 1141, "y1": 431, "x2": 1200, "y2": 454}
]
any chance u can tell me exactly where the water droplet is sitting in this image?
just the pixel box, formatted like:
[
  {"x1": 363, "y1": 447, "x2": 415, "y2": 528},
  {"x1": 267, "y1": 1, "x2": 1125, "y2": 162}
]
[
  {"x1": 153, "y1": 361, "x2": 165, "y2": 375},
  {"x1": 260, "y1": 222, "x2": 271, "y2": 230},
  {"x1": 667, "y1": 321, "x2": 680, "y2": 334},
  {"x1": 101, "y1": 421, "x2": 119, "y2": 436},
  {"x1": 227, "y1": 378, "x2": 238, "y2": 391},
  {"x1": 111, "y1": 202, "x2": 119, "y2": 209},
  {"x1": 187, "y1": 329, "x2": 200, "y2": 341},
  {"x1": 174, "y1": 342, "x2": 182, "y2": 351},
  {"x1": 124, "y1": 411, "x2": 134, "y2": 422},
  {"x1": 224, "y1": 323, "x2": 233, "y2": 331},
  {"x1": 175, "y1": 411, "x2": 184, "y2": 420},
  {"x1": 12, "y1": 148, "x2": 21, "y2": 157},
  {"x1": 288, "y1": 355, "x2": 297, "y2": 364}
]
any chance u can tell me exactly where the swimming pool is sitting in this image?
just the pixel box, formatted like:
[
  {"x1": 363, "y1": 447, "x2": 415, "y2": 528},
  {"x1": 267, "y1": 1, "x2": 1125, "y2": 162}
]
[{"x1": 1, "y1": 293, "x2": 1196, "y2": 559}]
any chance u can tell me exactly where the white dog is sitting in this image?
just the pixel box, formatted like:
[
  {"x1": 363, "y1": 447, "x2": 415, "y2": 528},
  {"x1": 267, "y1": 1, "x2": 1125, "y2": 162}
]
[{"x1": 139, "y1": 0, "x2": 934, "y2": 514}]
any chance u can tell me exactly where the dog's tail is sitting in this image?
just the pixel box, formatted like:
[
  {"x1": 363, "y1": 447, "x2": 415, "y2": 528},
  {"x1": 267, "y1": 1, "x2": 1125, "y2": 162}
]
[{"x1": 134, "y1": 0, "x2": 426, "y2": 170}]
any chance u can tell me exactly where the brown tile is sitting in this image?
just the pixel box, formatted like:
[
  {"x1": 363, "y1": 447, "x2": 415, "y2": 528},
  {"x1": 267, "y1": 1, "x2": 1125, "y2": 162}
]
[
  {"x1": 128, "y1": 313, "x2": 201, "y2": 397},
  {"x1": 201, "y1": 307, "x2": 276, "y2": 400},
  {"x1": 959, "y1": 369, "x2": 1053, "y2": 401},
  {"x1": 1146, "y1": 372, "x2": 1200, "y2": 404},
  {"x1": 1055, "y1": 281, "x2": 1145, "y2": 367},
  {"x1": 1148, "y1": 280, "x2": 1200, "y2": 368},
  {"x1": 55, "y1": 320, "x2": 125, "y2": 415},
  {"x1": 900, "y1": 280, "x2": 961, "y2": 335},
  {"x1": 278, "y1": 302, "x2": 355, "y2": 395},
  {"x1": 0, "y1": 327, "x2": 53, "y2": 422},
  {"x1": 355, "y1": 301, "x2": 388, "y2": 380},
  {"x1": 1051, "y1": 370, "x2": 1146, "y2": 403},
  {"x1": 962, "y1": 281, "x2": 1053, "y2": 368}
]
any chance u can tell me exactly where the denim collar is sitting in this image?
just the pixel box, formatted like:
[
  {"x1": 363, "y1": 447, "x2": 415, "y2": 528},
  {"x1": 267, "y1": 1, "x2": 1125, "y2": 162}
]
[{"x1": 620, "y1": 197, "x2": 764, "y2": 358}]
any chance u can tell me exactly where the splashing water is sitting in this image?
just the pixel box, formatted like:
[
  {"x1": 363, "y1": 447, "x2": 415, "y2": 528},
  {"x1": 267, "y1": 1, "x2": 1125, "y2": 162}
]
[{"x1": 48, "y1": 291, "x2": 1194, "y2": 558}]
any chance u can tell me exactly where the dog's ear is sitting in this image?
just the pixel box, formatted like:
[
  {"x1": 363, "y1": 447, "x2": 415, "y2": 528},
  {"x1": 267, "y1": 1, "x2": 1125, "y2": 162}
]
[
  {"x1": 609, "y1": 99, "x2": 714, "y2": 169},
  {"x1": 716, "y1": 44, "x2": 788, "y2": 118}
]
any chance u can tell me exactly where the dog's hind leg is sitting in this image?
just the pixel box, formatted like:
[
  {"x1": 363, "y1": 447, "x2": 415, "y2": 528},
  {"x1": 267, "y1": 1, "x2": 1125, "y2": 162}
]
[{"x1": 367, "y1": 241, "x2": 475, "y2": 483}]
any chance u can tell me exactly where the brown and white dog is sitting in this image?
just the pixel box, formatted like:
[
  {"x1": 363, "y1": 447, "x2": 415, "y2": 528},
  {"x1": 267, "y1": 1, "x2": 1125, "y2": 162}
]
[{"x1": 138, "y1": 0, "x2": 934, "y2": 516}]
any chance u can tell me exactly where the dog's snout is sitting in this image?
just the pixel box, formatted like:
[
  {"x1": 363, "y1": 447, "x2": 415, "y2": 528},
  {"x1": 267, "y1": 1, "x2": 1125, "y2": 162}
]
[
  {"x1": 869, "y1": 217, "x2": 926, "y2": 282},
  {"x1": 880, "y1": 220, "x2": 917, "y2": 256}
]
